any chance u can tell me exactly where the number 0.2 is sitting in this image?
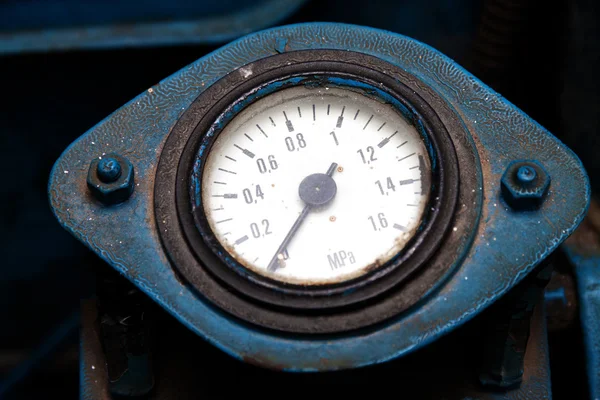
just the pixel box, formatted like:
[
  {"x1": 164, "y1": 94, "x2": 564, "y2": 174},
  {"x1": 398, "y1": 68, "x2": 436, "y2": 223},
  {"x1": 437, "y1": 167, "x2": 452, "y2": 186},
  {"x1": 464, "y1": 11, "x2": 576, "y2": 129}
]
[{"x1": 250, "y1": 219, "x2": 272, "y2": 238}]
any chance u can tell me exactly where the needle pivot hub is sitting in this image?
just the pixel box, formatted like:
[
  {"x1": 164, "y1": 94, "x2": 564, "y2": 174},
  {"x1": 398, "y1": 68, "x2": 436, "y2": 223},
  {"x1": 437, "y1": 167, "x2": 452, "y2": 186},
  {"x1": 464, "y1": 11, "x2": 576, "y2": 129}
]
[{"x1": 299, "y1": 173, "x2": 337, "y2": 207}]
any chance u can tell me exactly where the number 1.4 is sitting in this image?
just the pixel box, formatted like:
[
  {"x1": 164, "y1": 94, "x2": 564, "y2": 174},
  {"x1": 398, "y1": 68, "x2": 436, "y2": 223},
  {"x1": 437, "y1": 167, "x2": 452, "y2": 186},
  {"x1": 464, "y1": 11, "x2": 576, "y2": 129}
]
[{"x1": 375, "y1": 177, "x2": 396, "y2": 195}]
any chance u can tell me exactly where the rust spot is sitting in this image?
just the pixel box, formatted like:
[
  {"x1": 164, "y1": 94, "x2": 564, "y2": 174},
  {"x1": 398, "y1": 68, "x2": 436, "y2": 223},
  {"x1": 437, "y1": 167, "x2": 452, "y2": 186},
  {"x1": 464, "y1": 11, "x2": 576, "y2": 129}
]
[
  {"x1": 337, "y1": 166, "x2": 344, "y2": 173},
  {"x1": 329, "y1": 216, "x2": 336, "y2": 222},
  {"x1": 363, "y1": 258, "x2": 383, "y2": 273},
  {"x1": 222, "y1": 238, "x2": 235, "y2": 254},
  {"x1": 242, "y1": 354, "x2": 287, "y2": 371}
]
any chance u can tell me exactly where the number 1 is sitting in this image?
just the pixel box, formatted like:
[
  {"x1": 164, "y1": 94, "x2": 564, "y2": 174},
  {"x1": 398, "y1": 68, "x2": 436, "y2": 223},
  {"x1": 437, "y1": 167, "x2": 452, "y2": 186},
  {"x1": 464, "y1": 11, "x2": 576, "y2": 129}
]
[{"x1": 330, "y1": 131, "x2": 339, "y2": 146}]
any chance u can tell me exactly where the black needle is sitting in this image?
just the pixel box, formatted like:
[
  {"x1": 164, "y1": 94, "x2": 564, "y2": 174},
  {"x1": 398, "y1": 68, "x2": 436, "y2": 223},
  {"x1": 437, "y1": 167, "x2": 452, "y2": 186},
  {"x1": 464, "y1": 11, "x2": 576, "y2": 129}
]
[
  {"x1": 267, "y1": 162, "x2": 338, "y2": 272},
  {"x1": 266, "y1": 206, "x2": 311, "y2": 272}
]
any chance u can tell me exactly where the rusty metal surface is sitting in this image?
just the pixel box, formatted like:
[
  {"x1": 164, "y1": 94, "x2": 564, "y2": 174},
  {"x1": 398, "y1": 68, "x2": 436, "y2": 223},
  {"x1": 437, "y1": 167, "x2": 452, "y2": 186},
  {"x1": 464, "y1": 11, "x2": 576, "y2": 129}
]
[{"x1": 49, "y1": 23, "x2": 589, "y2": 371}]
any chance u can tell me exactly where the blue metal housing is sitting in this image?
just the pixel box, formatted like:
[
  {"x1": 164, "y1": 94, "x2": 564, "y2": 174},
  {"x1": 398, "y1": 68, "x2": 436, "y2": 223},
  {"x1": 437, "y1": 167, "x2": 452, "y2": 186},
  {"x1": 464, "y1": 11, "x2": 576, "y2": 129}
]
[
  {"x1": 563, "y1": 222, "x2": 600, "y2": 399},
  {"x1": 48, "y1": 23, "x2": 589, "y2": 371},
  {"x1": 565, "y1": 252, "x2": 600, "y2": 398},
  {"x1": 0, "y1": 0, "x2": 306, "y2": 54}
]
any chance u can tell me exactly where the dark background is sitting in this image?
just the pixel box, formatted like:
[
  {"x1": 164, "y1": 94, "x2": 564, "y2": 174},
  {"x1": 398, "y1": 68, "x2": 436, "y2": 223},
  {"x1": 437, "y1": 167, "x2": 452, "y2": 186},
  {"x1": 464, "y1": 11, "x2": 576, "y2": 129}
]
[{"x1": 0, "y1": 0, "x2": 598, "y2": 397}]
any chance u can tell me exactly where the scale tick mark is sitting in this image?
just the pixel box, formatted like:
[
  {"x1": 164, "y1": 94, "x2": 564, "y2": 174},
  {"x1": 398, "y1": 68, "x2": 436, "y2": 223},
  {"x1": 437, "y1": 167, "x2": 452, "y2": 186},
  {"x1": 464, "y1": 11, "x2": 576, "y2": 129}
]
[
  {"x1": 336, "y1": 106, "x2": 345, "y2": 128},
  {"x1": 234, "y1": 144, "x2": 255, "y2": 158},
  {"x1": 256, "y1": 124, "x2": 268, "y2": 138},
  {"x1": 363, "y1": 115, "x2": 373, "y2": 130},
  {"x1": 393, "y1": 223, "x2": 408, "y2": 232},
  {"x1": 377, "y1": 131, "x2": 398, "y2": 148},
  {"x1": 234, "y1": 235, "x2": 249, "y2": 246},
  {"x1": 283, "y1": 111, "x2": 294, "y2": 132},
  {"x1": 398, "y1": 152, "x2": 416, "y2": 162},
  {"x1": 400, "y1": 178, "x2": 420, "y2": 185}
]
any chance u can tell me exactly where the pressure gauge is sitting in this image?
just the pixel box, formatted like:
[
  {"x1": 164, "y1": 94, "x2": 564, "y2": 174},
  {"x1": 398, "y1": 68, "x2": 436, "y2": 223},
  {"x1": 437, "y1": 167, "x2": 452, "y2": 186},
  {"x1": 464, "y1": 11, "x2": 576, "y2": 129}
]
[
  {"x1": 51, "y1": 24, "x2": 588, "y2": 372},
  {"x1": 156, "y1": 49, "x2": 462, "y2": 333},
  {"x1": 201, "y1": 85, "x2": 431, "y2": 285}
]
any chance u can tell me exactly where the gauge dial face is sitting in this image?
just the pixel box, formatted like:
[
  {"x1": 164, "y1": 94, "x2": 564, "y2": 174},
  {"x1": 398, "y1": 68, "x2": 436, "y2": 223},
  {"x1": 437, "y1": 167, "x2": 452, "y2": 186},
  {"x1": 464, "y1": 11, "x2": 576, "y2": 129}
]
[{"x1": 199, "y1": 85, "x2": 431, "y2": 285}]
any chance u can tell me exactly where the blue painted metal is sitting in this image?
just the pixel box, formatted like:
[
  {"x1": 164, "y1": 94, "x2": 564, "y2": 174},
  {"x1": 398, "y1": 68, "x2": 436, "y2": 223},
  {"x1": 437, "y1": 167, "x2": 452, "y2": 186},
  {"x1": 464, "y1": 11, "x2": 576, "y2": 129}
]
[
  {"x1": 517, "y1": 166, "x2": 537, "y2": 183},
  {"x1": 0, "y1": 0, "x2": 306, "y2": 54},
  {"x1": 573, "y1": 258, "x2": 600, "y2": 397},
  {"x1": 48, "y1": 23, "x2": 590, "y2": 371},
  {"x1": 97, "y1": 157, "x2": 122, "y2": 183},
  {"x1": 563, "y1": 230, "x2": 600, "y2": 399},
  {"x1": 544, "y1": 285, "x2": 567, "y2": 304}
]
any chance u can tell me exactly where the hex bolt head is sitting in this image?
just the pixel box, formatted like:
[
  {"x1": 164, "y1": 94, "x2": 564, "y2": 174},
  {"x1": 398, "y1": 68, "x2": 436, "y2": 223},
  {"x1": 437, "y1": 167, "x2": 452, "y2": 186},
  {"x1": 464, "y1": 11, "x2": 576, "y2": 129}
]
[
  {"x1": 87, "y1": 154, "x2": 134, "y2": 205},
  {"x1": 97, "y1": 157, "x2": 122, "y2": 183},
  {"x1": 501, "y1": 160, "x2": 550, "y2": 210}
]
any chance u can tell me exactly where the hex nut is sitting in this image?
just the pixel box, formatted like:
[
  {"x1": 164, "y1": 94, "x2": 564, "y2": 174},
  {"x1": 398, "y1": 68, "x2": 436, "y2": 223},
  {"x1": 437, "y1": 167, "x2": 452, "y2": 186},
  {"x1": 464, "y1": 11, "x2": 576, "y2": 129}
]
[
  {"x1": 87, "y1": 154, "x2": 134, "y2": 205},
  {"x1": 501, "y1": 160, "x2": 550, "y2": 210}
]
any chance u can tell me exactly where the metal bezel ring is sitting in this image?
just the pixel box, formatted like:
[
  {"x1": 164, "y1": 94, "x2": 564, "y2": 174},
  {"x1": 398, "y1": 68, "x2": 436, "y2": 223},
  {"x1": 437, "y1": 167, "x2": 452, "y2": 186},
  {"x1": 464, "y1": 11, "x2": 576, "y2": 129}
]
[{"x1": 154, "y1": 49, "x2": 481, "y2": 334}]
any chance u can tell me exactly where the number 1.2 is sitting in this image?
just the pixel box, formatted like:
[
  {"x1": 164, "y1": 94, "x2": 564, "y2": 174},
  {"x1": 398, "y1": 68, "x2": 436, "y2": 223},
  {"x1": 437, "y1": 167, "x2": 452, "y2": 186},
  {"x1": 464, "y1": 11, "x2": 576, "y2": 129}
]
[{"x1": 357, "y1": 146, "x2": 377, "y2": 164}]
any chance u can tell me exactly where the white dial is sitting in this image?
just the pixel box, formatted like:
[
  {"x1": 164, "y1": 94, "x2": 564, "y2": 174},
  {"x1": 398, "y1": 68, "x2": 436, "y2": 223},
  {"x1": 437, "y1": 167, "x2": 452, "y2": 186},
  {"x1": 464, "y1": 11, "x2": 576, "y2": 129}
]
[{"x1": 200, "y1": 85, "x2": 431, "y2": 285}]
